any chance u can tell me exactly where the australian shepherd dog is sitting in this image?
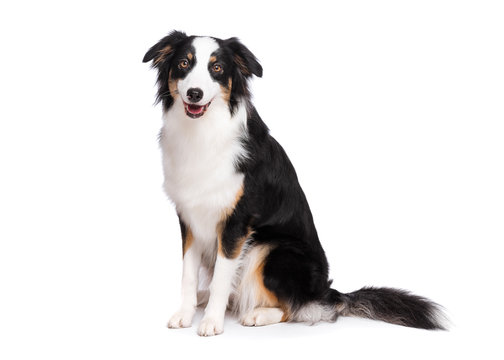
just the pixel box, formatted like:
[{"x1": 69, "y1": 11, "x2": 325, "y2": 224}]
[{"x1": 143, "y1": 31, "x2": 445, "y2": 336}]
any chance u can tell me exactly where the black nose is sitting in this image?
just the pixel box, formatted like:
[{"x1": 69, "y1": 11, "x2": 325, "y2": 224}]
[{"x1": 186, "y1": 88, "x2": 203, "y2": 103}]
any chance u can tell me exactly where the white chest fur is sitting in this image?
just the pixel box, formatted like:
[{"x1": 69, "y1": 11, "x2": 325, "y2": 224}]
[{"x1": 160, "y1": 100, "x2": 248, "y2": 245}]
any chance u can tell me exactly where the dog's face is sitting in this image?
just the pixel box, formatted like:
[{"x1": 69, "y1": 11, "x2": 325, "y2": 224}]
[{"x1": 143, "y1": 31, "x2": 262, "y2": 117}]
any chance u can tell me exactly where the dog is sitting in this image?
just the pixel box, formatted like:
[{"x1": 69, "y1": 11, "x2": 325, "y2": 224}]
[{"x1": 143, "y1": 31, "x2": 445, "y2": 336}]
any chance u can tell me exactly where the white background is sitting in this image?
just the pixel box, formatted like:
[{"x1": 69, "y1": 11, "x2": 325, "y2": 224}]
[{"x1": 1, "y1": 0, "x2": 503, "y2": 358}]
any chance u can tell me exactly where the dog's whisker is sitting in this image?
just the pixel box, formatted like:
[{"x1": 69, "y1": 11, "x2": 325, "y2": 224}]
[{"x1": 158, "y1": 89, "x2": 179, "y2": 98}]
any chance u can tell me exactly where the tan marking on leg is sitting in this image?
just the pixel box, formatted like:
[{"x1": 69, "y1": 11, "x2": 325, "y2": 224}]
[
  {"x1": 235, "y1": 244, "x2": 291, "y2": 322},
  {"x1": 231, "y1": 185, "x2": 244, "y2": 211},
  {"x1": 255, "y1": 261, "x2": 280, "y2": 306},
  {"x1": 254, "y1": 254, "x2": 290, "y2": 322},
  {"x1": 217, "y1": 225, "x2": 252, "y2": 259},
  {"x1": 182, "y1": 227, "x2": 194, "y2": 256},
  {"x1": 216, "y1": 185, "x2": 247, "y2": 258},
  {"x1": 230, "y1": 226, "x2": 254, "y2": 259},
  {"x1": 219, "y1": 185, "x2": 244, "y2": 223},
  {"x1": 217, "y1": 229, "x2": 223, "y2": 256}
]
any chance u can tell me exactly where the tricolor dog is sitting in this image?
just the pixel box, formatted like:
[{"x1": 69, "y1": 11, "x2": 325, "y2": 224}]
[{"x1": 143, "y1": 31, "x2": 445, "y2": 336}]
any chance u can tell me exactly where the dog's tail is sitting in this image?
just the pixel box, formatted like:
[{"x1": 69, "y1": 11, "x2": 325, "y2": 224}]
[{"x1": 311, "y1": 286, "x2": 447, "y2": 330}]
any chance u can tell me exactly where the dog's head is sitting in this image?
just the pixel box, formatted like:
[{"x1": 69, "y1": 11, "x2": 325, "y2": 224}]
[{"x1": 143, "y1": 31, "x2": 262, "y2": 118}]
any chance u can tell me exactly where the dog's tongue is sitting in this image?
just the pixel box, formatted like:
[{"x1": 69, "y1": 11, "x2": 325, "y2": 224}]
[{"x1": 187, "y1": 104, "x2": 204, "y2": 114}]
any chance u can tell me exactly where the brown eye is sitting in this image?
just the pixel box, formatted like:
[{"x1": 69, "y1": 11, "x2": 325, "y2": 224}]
[
  {"x1": 178, "y1": 59, "x2": 189, "y2": 69},
  {"x1": 212, "y1": 63, "x2": 223, "y2": 73}
]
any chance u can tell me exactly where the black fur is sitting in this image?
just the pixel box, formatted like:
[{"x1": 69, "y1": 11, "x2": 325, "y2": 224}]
[
  {"x1": 237, "y1": 108, "x2": 331, "y2": 309},
  {"x1": 239, "y1": 109, "x2": 445, "y2": 329},
  {"x1": 323, "y1": 287, "x2": 445, "y2": 330},
  {"x1": 143, "y1": 30, "x2": 190, "y2": 111},
  {"x1": 144, "y1": 32, "x2": 446, "y2": 331}
]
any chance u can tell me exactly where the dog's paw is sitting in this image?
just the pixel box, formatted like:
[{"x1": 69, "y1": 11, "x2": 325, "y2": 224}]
[
  {"x1": 167, "y1": 308, "x2": 195, "y2": 329},
  {"x1": 241, "y1": 307, "x2": 284, "y2": 327},
  {"x1": 197, "y1": 316, "x2": 224, "y2": 336}
]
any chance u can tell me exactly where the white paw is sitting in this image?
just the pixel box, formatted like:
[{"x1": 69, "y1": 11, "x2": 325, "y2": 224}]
[
  {"x1": 241, "y1": 307, "x2": 284, "y2": 327},
  {"x1": 241, "y1": 312, "x2": 259, "y2": 327},
  {"x1": 167, "y1": 308, "x2": 195, "y2": 329},
  {"x1": 197, "y1": 316, "x2": 224, "y2": 336}
]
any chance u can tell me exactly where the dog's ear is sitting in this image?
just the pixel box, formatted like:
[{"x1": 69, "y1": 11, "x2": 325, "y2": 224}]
[
  {"x1": 143, "y1": 30, "x2": 187, "y2": 66},
  {"x1": 224, "y1": 37, "x2": 263, "y2": 78}
]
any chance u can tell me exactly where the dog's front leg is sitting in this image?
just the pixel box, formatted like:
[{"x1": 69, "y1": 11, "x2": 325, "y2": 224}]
[
  {"x1": 197, "y1": 254, "x2": 239, "y2": 336},
  {"x1": 197, "y1": 218, "x2": 249, "y2": 336},
  {"x1": 168, "y1": 222, "x2": 200, "y2": 328}
]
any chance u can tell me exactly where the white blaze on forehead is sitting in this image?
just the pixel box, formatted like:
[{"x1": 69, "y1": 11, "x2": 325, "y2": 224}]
[
  {"x1": 178, "y1": 37, "x2": 220, "y2": 105},
  {"x1": 192, "y1": 36, "x2": 219, "y2": 62}
]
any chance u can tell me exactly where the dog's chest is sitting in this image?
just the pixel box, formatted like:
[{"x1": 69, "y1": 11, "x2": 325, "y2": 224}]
[{"x1": 160, "y1": 107, "x2": 247, "y2": 242}]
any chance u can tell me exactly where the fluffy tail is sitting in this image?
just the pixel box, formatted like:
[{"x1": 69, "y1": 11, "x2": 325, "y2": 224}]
[{"x1": 324, "y1": 287, "x2": 447, "y2": 330}]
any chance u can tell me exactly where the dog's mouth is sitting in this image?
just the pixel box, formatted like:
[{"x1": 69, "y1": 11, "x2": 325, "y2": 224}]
[{"x1": 183, "y1": 101, "x2": 211, "y2": 119}]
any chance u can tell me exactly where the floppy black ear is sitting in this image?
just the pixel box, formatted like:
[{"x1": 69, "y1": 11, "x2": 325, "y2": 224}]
[
  {"x1": 143, "y1": 30, "x2": 187, "y2": 66},
  {"x1": 224, "y1": 37, "x2": 263, "y2": 78}
]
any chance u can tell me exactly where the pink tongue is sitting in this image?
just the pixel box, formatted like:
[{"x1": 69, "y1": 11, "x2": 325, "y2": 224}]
[{"x1": 188, "y1": 104, "x2": 204, "y2": 114}]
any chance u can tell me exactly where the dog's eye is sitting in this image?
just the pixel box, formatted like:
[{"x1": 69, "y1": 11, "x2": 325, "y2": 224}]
[
  {"x1": 178, "y1": 59, "x2": 189, "y2": 69},
  {"x1": 212, "y1": 63, "x2": 223, "y2": 73}
]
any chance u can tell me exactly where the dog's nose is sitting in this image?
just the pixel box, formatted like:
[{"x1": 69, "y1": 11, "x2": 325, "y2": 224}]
[{"x1": 186, "y1": 88, "x2": 204, "y2": 103}]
